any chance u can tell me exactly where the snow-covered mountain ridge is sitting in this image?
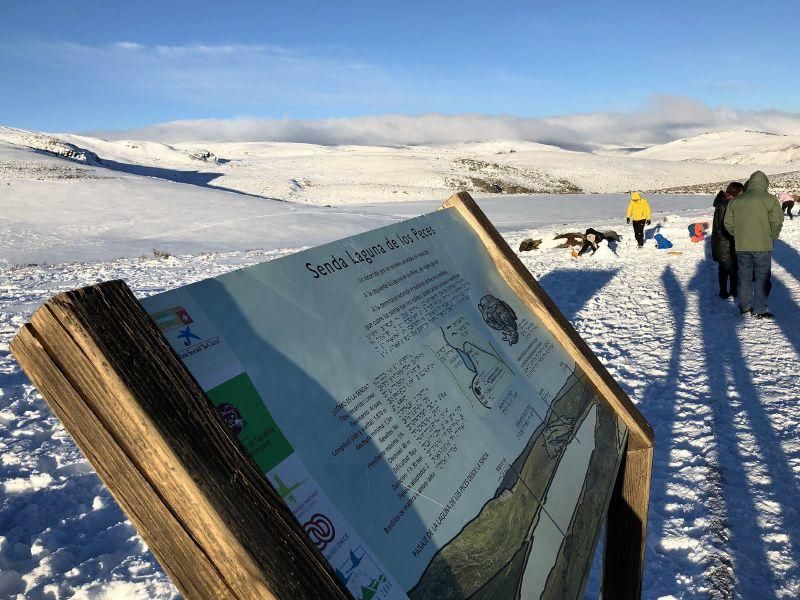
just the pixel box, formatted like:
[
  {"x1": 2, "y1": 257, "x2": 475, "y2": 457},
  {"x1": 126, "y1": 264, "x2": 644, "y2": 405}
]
[{"x1": 3, "y1": 125, "x2": 799, "y2": 204}]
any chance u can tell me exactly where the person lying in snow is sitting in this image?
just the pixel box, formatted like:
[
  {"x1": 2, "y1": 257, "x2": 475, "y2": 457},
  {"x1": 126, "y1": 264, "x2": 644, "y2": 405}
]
[
  {"x1": 654, "y1": 233, "x2": 673, "y2": 249},
  {"x1": 578, "y1": 228, "x2": 606, "y2": 255}
]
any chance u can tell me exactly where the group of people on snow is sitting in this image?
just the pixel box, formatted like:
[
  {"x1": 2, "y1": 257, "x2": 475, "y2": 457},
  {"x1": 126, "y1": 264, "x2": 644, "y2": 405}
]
[
  {"x1": 576, "y1": 192, "x2": 653, "y2": 256},
  {"x1": 580, "y1": 175, "x2": 787, "y2": 319},
  {"x1": 711, "y1": 171, "x2": 785, "y2": 319}
]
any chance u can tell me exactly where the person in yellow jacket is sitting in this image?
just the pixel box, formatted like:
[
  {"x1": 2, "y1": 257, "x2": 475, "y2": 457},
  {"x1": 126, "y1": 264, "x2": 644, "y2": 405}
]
[{"x1": 626, "y1": 192, "x2": 652, "y2": 248}]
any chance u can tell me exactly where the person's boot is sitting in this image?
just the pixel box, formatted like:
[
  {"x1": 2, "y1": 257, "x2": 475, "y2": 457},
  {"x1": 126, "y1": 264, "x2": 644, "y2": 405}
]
[{"x1": 755, "y1": 311, "x2": 774, "y2": 319}]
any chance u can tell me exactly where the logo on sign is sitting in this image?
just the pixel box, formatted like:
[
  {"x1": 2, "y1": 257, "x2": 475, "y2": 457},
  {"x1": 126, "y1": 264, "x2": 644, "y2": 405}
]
[
  {"x1": 177, "y1": 326, "x2": 202, "y2": 347},
  {"x1": 303, "y1": 513, "x2": 336, "y2": 551},
  {"x1": 216, "y1": 403, "x2": 246, "y2": 435},
  {"x1": 151, "y1": 306, "x2": 193, "y2": 332}
]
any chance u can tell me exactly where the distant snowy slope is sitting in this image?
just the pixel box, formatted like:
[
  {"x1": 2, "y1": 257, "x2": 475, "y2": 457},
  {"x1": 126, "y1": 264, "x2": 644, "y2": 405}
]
[
  {"x1": 0, "y1": 141, "x2": 713, "y2": 265},
  {"x1": 634, "y1": 129, "x2": 800, "y2": 166},
  {"x1": 2, "y1": 125, "x2": 799, "y2": 203},
  {"x1": 169, "y1": 138, "x2": 780, "y2": 202},
  {"x1": 0, "y1": 126, "x2": 100, "y2": 164},
  {"x1": 59, "y1": 133, "x2": 220, "y2": 167}
]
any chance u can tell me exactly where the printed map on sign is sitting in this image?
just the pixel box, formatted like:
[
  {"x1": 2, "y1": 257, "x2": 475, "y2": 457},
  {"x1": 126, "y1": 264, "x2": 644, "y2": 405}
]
[{"x1": 142, "y1": 208, "x2": 628, "y2": 600}]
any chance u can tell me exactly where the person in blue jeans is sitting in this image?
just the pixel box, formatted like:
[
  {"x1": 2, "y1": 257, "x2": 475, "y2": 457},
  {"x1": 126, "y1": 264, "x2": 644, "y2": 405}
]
[
  {"x1": 735, "y1": 252, "x2": 773, "y2": 316},
  {"x1": 723, "y1": 171, "x2": 784, "y2": 319}
]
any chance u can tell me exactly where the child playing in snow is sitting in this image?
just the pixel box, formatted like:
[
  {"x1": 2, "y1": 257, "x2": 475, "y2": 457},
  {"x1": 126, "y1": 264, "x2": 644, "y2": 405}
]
[
  {"x1": 688, "y1": 222, "x2": 710, "y2": 242},
  {"x1": 778, "y1": 191, "x2": 794, "y2": 220},
  {"x1": 654, "y1": 233, "x2": 673, "y2": 249},
  {"x1": 578, "y1": 228, "x2": 606, "y2": 256}
]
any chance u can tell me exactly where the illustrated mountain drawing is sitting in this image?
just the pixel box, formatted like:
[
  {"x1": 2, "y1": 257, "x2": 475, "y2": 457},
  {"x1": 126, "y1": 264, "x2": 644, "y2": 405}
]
[{"x1": 478, "y1": 295, "x2": 519, "y2": 346}]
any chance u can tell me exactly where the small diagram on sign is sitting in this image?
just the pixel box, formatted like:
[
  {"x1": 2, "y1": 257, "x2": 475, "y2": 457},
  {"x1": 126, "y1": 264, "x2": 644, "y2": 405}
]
[
  {"x1": 424, "y1": 314, "x2": 514, "y2": 412},
  {"x1": 335, "y1": 545, "x2": 392, "y2": 600},
  {"x1": 478, "y1": 294, "x2": 519, "y2": 346},
  {"x1": 542, "y1": 411, "x2": 577, "y2": 459}
]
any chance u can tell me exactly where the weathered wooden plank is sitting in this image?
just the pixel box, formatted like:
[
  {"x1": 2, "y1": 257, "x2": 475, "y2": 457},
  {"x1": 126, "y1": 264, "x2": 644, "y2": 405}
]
[
  {"x1": 11, "y1": 325, "x2": 233, "y2": 599},
  {"x1": 12, "y1": 282, "x2": 350, "y2": 600},
  {"x1": 603, "y1": 445, "x2": 654, "y2": 600},
  {"x1": 441, "y1": 191, "x2": 654, "y2": 450}
]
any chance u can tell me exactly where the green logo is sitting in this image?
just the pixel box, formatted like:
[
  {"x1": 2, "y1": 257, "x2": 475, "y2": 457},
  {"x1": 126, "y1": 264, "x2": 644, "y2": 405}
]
[
  {"x1": 207, "y1": 373, "x2": 293, "y2": 472},
  {"x1": 273, "y1": 474, "x2": 307, "y2": 505}
]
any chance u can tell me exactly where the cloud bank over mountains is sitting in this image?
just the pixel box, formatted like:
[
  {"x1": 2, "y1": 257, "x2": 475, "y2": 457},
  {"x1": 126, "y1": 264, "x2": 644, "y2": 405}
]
[
  {"x1": 93, "y1": 96, "x2": 800, "y2": 150},
  {"x1": 14, "y1": 41, "x2": 800, "y2": 150}
]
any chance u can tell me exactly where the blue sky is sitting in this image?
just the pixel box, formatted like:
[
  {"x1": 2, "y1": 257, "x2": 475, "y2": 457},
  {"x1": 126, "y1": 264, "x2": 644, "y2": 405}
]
[{"x1": 2, "y1": 0, "x2": 799, "y2": 135}]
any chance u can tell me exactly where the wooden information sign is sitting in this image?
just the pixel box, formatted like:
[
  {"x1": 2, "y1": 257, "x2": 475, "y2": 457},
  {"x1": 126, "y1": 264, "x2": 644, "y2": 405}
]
[{"x1": 11, "y1": 192, "x2": 654, "y2": 599}]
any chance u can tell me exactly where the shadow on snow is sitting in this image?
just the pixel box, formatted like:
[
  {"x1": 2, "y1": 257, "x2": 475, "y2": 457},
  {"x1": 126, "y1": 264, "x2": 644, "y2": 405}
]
[
  {"x1": 97, "y1": 158, "x2": 285, "y2": 202},
  {"x1": 685, "y1": 244, "x2": 800, "y2": 597},
  {"x1": 537, "y1": 268, "x2": 619, "y2": 322}
]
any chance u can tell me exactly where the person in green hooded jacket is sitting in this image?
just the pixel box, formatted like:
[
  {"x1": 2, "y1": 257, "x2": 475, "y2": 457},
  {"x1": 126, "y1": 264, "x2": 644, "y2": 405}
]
[{"x1": 723, "y1": 171, "x2": 784, "y2": 318}]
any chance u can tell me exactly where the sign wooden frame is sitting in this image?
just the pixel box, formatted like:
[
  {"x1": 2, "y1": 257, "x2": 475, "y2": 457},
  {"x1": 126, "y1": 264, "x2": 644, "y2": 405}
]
[{"x1": 10, "y1": 191, "x2": 654, "y2": 599}]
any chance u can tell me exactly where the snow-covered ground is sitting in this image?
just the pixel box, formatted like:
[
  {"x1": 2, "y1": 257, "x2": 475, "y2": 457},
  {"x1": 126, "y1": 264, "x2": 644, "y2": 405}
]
[{"x1": 1, "y1": 133, "x2": 799, "y2": 599}]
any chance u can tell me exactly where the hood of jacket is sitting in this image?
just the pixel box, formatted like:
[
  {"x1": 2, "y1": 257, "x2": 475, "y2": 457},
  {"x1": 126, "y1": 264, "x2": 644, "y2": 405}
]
[
  {"x1": 746, "y1": 171, "x2": 769, "y2": 192},
  {"x1": 713, "y1": 190, "x2": 727, "y2": 207}
]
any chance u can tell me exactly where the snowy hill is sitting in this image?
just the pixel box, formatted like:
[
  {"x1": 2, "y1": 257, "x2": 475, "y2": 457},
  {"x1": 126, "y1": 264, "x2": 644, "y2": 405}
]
[
  {"x1": 633, "y1": 129, "x2": 800, "y2": 166},
  {"x1": 0, "y1": 134, "x2": 714, "y2": 266},
  {"x1": 0, "y1": 126, "x2": 100, "y2": 164},
  {"x1": 3, "y1": 125, "x2": 798, "y2": 204}
]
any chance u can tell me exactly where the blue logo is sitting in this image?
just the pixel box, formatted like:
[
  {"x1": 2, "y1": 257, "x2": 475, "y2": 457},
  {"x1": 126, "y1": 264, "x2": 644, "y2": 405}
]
[{"x1": 177, "y1": 326, "x2": 202, "y2": 347}]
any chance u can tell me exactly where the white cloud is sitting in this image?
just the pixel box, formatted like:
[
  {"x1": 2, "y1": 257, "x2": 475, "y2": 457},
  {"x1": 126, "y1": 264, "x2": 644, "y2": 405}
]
[
  {"x1": 113, "y1": 41, "x2": 143, "y2": 50},
  {"x1": 28, "y1": 41, "x2": 403, "y2": 110},
  {"x1": 35, "y1": 42, "x2": 800, "y2": 149},
  {"x1": 92, "y1": 96, "x2": 800, "y2": 150}
]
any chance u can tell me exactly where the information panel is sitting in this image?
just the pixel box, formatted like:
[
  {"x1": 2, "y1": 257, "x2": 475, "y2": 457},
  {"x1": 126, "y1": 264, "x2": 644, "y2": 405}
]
[{"x1": 142, "y1": 207, "x2": 627, "y2": 600}]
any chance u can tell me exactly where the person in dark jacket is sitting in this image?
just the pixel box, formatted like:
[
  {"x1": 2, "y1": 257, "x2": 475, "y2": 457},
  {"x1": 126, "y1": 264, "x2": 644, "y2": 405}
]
[
  {"x1": 724, "y1": 171, "x2": 784, "y2": 318},
  {"x1": 578, "y1": 228, "x2": 606, "y2": 255},
  {"x1": 778, "y1": 192, "x2": 794, "y2": 219},
  {"x1": 711, "y1": 181, "x2": 744, "y2": 298}
]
